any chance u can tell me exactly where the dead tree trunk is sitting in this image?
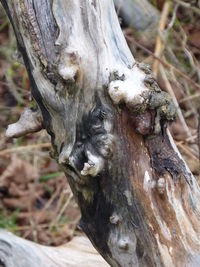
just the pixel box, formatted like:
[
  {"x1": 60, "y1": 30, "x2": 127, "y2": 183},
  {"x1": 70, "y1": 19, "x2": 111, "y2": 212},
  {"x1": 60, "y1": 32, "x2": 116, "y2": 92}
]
[{"x1": 1, "y1": 0, "x2": 200, "y2": 266}]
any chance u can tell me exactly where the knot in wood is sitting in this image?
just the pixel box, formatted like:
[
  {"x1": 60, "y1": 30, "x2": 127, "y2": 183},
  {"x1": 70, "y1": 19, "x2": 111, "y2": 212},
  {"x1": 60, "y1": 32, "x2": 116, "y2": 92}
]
[
  {"x1": 157, "y1": 177, "x2": 166, "y2": 195},
  {"x1": 58, "y1": 99, "x2": 114, "y2": 184},
  {"x1": 109, "y1": 213, "x2": 121, "y2": 225},
  {"x1": 134, "y1": 111, "x2": 153, "y2": 135},
  {"x1": 118, "y1": 238, "x2": 129, "y2": 250},
  {"x1": 58, "y1": 51, "x2": 79, "y2": 82}
]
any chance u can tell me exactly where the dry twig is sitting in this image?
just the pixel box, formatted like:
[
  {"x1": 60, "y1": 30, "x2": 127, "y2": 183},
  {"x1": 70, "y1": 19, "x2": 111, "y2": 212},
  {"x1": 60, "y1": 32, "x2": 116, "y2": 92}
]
[
  {"x1": 153, "y1": 2, "x2": 169, "y2": 77},
  {"x1": 0, "y1": 143, "x2": 51, "y2": 156}
]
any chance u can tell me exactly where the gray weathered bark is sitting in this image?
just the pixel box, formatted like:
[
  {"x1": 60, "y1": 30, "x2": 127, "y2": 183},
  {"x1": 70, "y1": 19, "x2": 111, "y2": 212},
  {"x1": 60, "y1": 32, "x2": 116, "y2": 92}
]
[{"x1": 1, "y1": 0, "x2": 200, "y2": 266}]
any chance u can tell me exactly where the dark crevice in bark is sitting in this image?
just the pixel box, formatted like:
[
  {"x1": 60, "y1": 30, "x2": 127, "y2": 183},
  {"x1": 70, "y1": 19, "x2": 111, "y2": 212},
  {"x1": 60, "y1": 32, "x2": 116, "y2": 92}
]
[
  {"x1": 79, "y1": 188, "x2": 114, "y2": 254},
  {"x1": 145, "y1": 125, "x2": 191, "y2": 183}
]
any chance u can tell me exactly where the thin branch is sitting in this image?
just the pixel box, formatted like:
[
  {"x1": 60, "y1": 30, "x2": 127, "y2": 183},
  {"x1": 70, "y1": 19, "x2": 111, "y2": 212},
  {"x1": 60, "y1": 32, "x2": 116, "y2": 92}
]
[
  {"x1": 125, "y1": 35, "x2": 200, "y2": 90},
  {"x1": 153, "y1": 2, "x2": 169, "y2": 77},
  {"x1": 172, "y1": 0, "x2": 200, "y2": 16},
  {"x1": 6, "y1": 108, "x2": 43, "y2": 138},
  {"x1": 160, "y1": 64, "x2": 192, "y2": 138},
  {"x1": 177, "y1": 142, "x2": 199, "y2": 161},
  {"x1": 0, "y1": 143, "x2": 51, "y2": 156},
  {"x1": 180, "y1": 93, "x2": 200, "y2": 103}
]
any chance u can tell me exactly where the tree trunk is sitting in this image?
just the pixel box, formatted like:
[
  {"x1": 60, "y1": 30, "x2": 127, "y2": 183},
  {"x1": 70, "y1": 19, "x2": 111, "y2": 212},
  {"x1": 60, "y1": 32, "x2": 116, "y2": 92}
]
[{"x1": 1, "y1": 0, "x2": 200, "y2": 266}]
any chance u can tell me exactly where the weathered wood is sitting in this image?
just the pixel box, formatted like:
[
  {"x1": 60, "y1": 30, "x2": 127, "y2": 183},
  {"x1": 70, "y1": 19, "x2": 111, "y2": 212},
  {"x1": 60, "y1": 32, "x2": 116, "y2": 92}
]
[
  {"x1": 1, "y1": 0, "x2": 200, "y2": 266},
  {"x1": 114, "y1": 0, "x2": 159, "y2": 30},
  {"x1": 0, "y1": 231, "x2": 108, "y2": 267}
]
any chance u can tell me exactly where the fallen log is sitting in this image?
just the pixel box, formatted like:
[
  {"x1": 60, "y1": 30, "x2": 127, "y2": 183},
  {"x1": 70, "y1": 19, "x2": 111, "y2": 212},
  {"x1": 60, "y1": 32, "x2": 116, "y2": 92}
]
[
  {"x1": 0, "y1": 231, "x2": 108, "y2": 267},
  {"x1": 114, "y1": 0, "x2": 159, "y2": 31}
]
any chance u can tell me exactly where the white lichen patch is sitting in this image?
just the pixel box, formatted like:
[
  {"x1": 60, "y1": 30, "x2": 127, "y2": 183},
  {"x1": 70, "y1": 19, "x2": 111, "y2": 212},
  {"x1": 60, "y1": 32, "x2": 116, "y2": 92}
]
[
  {"x1": 58, "y1": 64, "x2": 78, "y2": 81},
  {"x1": 108, "y1": 65, "x2": 148, "y2": 107},
  {"x1": 81, "y1": 151, "x2": 104, "y2": 177}
]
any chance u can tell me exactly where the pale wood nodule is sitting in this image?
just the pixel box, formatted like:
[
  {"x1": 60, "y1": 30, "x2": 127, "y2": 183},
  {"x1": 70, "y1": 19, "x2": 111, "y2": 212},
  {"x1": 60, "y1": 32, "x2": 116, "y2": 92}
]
[{"x1": 1, "y1": 0, "x2": 200, "y2": 266}]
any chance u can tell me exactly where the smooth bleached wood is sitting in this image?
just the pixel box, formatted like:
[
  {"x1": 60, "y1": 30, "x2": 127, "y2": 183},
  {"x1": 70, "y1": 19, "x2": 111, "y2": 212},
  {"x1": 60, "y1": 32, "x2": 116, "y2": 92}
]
[{"x1": 0, "y1": 231, "x2": 108, "y2": 267}]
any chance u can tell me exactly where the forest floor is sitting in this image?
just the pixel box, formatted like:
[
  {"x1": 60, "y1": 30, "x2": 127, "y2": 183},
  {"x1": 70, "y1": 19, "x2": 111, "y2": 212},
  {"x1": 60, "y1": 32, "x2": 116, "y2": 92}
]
[{"x1": 0, "y1": 0, "x2": 200, "y2": 246}]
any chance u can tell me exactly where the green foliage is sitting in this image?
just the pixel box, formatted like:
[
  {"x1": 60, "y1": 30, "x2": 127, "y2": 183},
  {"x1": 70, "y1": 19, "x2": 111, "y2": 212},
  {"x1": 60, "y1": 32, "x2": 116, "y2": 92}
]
[
  {"x1": 0, "y1": 209, "x2": 20, "y2": 233},
  {"x1": 149, "y1": 0, "x2": 158, "y2": 8},
  {"x1": 39, "y1": 172, "x2": 63, "y2": 182}
]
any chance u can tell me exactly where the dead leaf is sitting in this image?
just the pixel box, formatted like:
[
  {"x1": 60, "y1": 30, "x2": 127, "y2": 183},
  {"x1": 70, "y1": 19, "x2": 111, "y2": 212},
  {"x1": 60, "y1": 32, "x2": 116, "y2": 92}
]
[
  {"x1": 0, "y1": 155, "x2": 38, "y2": 188},
  {"x1": 189, "y1": 30, "x2": 200, "y2": 49}
]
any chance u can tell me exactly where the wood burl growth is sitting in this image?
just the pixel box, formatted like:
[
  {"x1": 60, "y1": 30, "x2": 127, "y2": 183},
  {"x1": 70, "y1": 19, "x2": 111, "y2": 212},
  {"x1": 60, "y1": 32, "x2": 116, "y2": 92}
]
[{"x1": 1, "y1": 0, "x2": 200, "y2": 266}]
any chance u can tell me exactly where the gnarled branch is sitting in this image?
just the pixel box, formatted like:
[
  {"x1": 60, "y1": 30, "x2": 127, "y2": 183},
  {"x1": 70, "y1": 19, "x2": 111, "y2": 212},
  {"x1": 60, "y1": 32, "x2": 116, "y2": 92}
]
[
  {"x1": 1, "y1": 0, "x2": 200, "y2": 266},
  {"x1": 6, "y1": 107, "x2": 43, "y2": 138}
]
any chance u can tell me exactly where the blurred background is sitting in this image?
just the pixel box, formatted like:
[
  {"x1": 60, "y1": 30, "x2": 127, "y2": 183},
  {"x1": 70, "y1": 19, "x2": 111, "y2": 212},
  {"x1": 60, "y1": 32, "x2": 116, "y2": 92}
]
[{"x1": 0, "y1": 0, "x2": 199, "y2": 246}]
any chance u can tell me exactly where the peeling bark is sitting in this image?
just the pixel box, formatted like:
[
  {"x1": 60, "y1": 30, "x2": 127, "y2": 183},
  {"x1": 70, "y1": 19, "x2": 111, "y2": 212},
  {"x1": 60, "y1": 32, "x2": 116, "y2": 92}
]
[{"x1": 1, "y1": 1, "x2": 200, "y2": 266}]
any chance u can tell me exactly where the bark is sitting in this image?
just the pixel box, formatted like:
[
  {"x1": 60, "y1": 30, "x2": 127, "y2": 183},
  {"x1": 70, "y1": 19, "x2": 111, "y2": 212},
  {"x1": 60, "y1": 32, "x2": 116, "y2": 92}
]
[{"x1": 1, "y1": 0, "x2": 200, "y2": 267}]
